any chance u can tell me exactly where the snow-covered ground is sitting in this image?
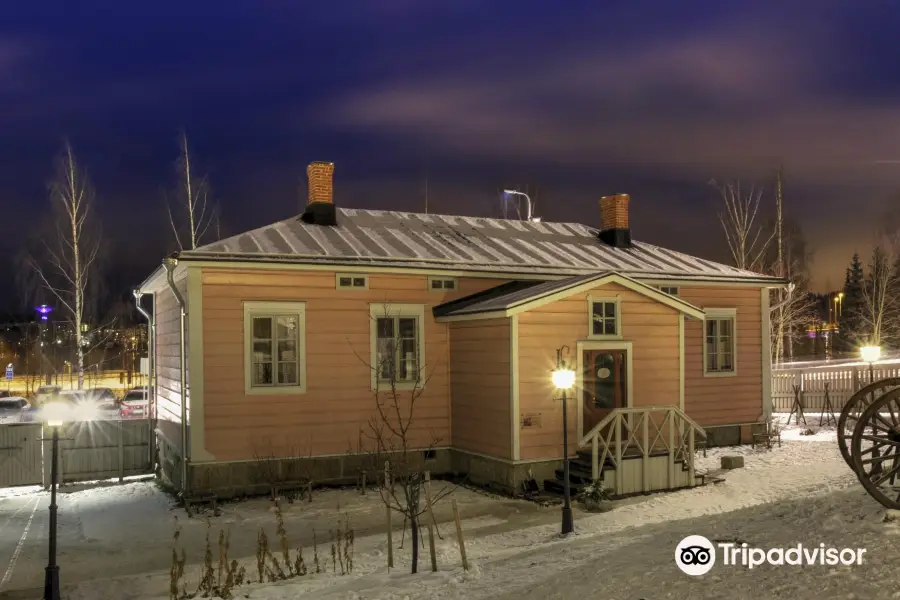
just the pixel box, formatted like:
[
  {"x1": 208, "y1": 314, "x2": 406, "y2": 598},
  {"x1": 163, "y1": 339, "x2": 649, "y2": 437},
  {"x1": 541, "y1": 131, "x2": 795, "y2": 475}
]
[{"x1": 4, "y1": 418, "x2": 893, "y2": 599}]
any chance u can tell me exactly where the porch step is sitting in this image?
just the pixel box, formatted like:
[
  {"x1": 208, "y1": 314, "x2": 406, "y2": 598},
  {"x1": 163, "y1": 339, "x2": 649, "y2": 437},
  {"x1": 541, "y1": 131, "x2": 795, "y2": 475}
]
[{"x1": 543, "y1": 477, "x2": 588, "y2": 496}]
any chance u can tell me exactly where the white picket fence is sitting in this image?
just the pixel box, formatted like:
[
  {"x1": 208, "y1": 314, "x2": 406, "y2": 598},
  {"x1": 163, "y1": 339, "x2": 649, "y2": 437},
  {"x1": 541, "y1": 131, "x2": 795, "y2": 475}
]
[{"x1": 772, "y1": 362, "x2": 900, "y2": 413}]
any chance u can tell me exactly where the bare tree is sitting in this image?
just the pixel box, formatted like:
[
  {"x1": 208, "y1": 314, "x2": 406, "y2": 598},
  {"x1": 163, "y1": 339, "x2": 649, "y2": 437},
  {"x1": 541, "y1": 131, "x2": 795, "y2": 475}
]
[
  {"x1": 166, "y1": 131, "x2": 218, "y2": 250},
  {"x1": 352, "y1": 303, "x2": 457, "y2": 574},
  {"x1": 24, "y1": 142, "x2": 102, "y2": 389},
  {"x1": 861, "y1": 235, "x2": 900, "y2": 347},
  {"x1": 768, "y1": 218, "x2": 816, "y2": 363},
  {"x1": 710, "y1": 179, "x2": 773, "y2": 272}
]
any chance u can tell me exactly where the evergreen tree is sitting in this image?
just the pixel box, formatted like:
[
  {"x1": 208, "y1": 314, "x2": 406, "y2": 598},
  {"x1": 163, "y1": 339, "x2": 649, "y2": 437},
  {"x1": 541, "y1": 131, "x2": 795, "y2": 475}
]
[{"x1": 837, "y1": 253, "x2": 866, "y2": 354}]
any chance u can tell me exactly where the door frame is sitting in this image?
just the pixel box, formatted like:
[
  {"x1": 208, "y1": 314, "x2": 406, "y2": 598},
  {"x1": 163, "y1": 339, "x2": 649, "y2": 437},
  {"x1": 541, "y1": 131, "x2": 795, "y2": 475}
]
[{"x1": 576, "y1": 340, "x2": 634, "y2": 441}]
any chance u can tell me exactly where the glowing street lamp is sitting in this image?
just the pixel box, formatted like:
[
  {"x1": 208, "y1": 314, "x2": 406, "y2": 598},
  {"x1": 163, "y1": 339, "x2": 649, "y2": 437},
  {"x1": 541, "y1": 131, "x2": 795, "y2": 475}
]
[
  {"x1": 35, "y1": 305, "x2": 54, "y2": 322},
  {"x1": 861, "y1": 345, "x2": 881, "y2": 384},
  {"x1": 552, "y1": 346, "x2": 576, "y2": 535}
]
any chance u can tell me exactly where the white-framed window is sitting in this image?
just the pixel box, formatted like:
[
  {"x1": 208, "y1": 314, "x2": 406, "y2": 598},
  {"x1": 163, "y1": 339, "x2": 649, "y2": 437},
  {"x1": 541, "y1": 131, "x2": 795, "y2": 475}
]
[
  {"x1": 243, "y1": 301, "x2": 307, "y2": 395},
  {"x1": 587, "y1": 295, "x2": 621, "y2": 338},
  {"x1": 336, "y1": 273, "x2": 368, "y2": 290},
  {"x1": 704, "y1": 308, "x2": 737, "y2": 377},
  {"x1": 369, "y1": 304, "x2": 426, "y2": 390},
  {"x1": 427, "y1": 276, "x2": 457, "y2": 291},
  {"x1": 659, "y1": 286, "x2": 679, "y2": 296}
]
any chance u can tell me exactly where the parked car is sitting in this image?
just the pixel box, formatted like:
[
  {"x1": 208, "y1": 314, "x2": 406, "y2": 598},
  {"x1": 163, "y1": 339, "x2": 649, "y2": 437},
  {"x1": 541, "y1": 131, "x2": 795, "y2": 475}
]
[
  {"x1": 41, "y1": 390, "x2": 99, "y2": 422},
  {"x1": 0, "y1": 397, "x2": 30, "y2": 422},
  {"x1": 86, "y1": 387, "x2": 117, "y2": 404},
  {"x1": 120, "y1": 388, "x2": 149, "y2": 418},
  {"x1": 35, "y1": 385, "x2": 62, "y2": 406}
]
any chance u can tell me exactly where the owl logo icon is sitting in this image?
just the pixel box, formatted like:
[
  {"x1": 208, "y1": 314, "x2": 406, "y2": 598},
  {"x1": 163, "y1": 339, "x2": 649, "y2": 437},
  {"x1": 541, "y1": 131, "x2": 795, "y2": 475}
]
[{"x1": 675, "y1": 535, "x2": 716, "y2": 575}]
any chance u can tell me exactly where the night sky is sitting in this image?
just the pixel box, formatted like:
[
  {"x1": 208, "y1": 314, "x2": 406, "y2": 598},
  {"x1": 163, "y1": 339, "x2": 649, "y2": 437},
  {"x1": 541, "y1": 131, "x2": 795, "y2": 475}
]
[{"x1": 3, "y1": 1, "x2": 900, "y2": 312}]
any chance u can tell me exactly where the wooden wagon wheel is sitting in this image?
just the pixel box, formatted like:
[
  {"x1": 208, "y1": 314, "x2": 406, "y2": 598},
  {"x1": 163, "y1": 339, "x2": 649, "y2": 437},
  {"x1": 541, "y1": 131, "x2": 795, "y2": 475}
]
[
  {"x1": 838, "y1": 378, "x2": 900, "y2": 470},
  {"x1": 849, "y1": 386, "x2": 900, "y2": 510}
]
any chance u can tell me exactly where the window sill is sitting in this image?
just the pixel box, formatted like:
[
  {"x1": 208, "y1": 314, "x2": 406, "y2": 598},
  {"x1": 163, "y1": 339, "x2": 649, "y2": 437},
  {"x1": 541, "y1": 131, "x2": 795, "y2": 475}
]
[
  {"x1": 587, "y1": 334, "x2": 623, "y2": 341},
  {"x1": 245, "y1": 385, "x2": 307, "y2": 396},
  {"x1": 703, "y1": 371, "x2": 737, "y2": 378},
  {"x1": 372, "y1": 382, "x2": 426, "y2": 392}
]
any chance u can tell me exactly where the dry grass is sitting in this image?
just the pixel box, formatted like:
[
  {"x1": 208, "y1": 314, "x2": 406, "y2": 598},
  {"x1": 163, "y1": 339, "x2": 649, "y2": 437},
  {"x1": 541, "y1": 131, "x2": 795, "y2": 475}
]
[{"x1": 168, "y1": 498, "x2": 353, "y2": 599}]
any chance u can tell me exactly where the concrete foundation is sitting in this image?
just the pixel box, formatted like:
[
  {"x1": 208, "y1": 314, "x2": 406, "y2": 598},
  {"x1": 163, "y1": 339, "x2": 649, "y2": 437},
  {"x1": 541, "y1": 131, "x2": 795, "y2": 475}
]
[
  {"x1": 450, "y1": 451, "x2": 561, "y2": 495},
  {"x1": 185, "y1": 448, "x2": 453, "y2": 499}
]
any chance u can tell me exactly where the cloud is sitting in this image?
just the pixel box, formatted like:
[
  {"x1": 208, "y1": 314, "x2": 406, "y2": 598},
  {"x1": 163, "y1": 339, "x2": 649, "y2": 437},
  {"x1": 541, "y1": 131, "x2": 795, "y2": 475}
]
[{"x1": 327, "y1": 5, "x2": 900, "y2": 191}]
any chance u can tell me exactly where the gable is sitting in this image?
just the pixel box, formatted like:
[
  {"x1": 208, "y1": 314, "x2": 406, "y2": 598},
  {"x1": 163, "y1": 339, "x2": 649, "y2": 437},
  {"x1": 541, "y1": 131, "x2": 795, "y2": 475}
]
[{"x1": 433, "y1": 272, "x2": 706, "y2": 322}]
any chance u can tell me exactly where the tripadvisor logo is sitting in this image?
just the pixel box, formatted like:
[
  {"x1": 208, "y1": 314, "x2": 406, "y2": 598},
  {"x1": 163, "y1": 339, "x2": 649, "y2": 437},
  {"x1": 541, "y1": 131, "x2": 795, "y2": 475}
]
[{"x1": 675, "y1": 535, "x2": 867, "y2": 575}]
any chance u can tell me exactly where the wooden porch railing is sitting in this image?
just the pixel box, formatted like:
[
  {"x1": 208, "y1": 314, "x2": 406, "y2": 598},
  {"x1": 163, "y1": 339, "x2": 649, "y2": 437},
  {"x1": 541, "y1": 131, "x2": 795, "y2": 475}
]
[{"x1": 578, "y1": 406, "x2": 708, "y2": 493}]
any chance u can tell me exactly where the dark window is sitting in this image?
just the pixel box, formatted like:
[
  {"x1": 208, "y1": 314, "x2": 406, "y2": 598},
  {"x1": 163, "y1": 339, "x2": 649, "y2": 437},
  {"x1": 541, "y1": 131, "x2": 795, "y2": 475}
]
[{"x1": 591, "y1": 301, "x2": 618, "y2": 336}]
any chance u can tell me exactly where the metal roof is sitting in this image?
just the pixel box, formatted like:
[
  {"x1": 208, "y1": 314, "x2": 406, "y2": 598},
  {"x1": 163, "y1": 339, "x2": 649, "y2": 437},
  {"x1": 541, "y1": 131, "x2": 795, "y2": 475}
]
[{"x1": 181, "y1": 207, "x2": 783, "y2": 283}]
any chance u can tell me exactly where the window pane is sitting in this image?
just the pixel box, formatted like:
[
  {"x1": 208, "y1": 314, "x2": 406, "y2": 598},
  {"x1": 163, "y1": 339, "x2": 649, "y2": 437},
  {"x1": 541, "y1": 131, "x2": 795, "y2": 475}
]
[
  {"x1": 276, "y1": 316, "x2": 297, "y2": 340},
  {"x1": 253, "y1": 340, "x2": 272, "y2": 361},
  {"x1": 398, "y1": 317, "x2": 417, "y2": 339},
  {"x1": 431, "y1": 279, "x2": 442, "y2": 289},
  {"x1": 252, "y1": 317, "x2": 272, "y2": 339},
  {"x1": 706, "y1": 320, "x2": 717, "y2": 338},
  {"x1": 252, "y1": 362, "x2": 273, "y2": 385},
  {"x1": 339, "y1": 277, "x2": 351, "y2": 287},
  {"x1": 377, "y1": 318, "x2": 394, "y2": 339},
  {"x1": 604, "y1": 319, "x2": 616, "y2": 335},
  {"x1": 592, "y1": 303, "x2": 604, "y2": 335},
  {"x1": 720, "y1": 318, "x2": 733, "y2": 338},
  {"x1": 399, "y1": 337, "x2": 418, "y2": 381},
  {"x1": 278, "y1": 362, "x2": 298, "y2": 385},
  {"x1": 376, "y1": 338, "x2": 394, "y2": 380},
  {"x1": 604, "y1": 302, "x2": 616, "y2": 318},
  {"x1": 444, "y1": 280, "x2": 456, "y2": 290},
  {"x1": 353, "y1": 277, "x2": 366, "y2": 287},
  {"x1": 277, "y1": 339, "x2": 296, "y2": 362}
]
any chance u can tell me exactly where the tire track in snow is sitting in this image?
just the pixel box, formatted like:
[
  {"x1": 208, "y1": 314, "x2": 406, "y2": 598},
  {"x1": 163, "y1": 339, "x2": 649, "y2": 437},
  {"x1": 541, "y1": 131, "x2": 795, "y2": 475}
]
[{"x1": 0, "y1": 496, "x2": 40, "y2": 592}]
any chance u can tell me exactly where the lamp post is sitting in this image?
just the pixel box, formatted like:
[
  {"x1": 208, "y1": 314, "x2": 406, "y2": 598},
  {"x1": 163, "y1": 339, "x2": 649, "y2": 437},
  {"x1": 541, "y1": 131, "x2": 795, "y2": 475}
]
[
  {"x1": 552, "y1": 346, "x2": 576, "y2": 535},
  {"x1": 502, "y1": 189, "x2": 538, "y2": 222},
  {"x1": 860, "y1": 345, "x2": 881, "y2": 384},
  {"x1": 43, "y1": 403, "x2": 64, "y2": 600}
]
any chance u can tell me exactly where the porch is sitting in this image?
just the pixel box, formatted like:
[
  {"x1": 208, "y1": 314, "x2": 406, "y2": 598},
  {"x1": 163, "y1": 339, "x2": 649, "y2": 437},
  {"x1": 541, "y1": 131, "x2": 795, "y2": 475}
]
[{"x1": 543, "y1": 406, "x2": 708, "y2": 497}]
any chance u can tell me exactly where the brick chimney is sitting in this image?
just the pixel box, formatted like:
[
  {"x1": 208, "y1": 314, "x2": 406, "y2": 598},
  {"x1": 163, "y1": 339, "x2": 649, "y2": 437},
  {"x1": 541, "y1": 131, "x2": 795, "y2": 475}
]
[
  {"x1": 598, "y1": 194, "x2": 632, "y2": 248},
  {"x1": 301, "y1": 161, "x2": 337, "y2": 226}
]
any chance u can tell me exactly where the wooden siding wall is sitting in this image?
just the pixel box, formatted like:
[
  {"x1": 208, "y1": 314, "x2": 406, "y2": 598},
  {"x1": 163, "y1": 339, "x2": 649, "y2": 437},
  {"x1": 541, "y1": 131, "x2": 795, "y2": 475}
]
[
  {"x1": 200, "y1": 269, "x2": 507, "y2": 461},
  {"x1": 449, "y1": 319, "x2": 511, "y2": 459},
  {"x1": 155, "y1": 277, "x2": 188, "y2": 455},
  {"x1": 680, "y1": 286, "x2": 763, "y2": 426},
  {"x1": 517, "y1": 282, "x2": 680, "y2": 461}
]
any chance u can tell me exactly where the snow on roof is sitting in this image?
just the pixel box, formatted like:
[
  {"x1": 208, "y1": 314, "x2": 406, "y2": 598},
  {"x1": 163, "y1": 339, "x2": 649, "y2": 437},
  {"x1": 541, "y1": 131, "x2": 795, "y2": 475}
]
[
  {"x1": 435, "y1": 273, "x2": 602, "y2": 317},
  {"x1": 181, "y1": 208, "x2": 782, "y2": 283},
  {"x1": 434, "y1": 272, "x2": 707, "y2": 318}
]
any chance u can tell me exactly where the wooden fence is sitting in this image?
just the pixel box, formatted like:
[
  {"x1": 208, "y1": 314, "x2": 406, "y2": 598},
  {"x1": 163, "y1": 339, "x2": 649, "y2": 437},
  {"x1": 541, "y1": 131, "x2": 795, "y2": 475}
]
[
  {"x1": 44, "y1": 419, "x2": 154, "y2": 485},
  {"x1": 772, "y1": 363, "x2": 900, "y2": 413}
]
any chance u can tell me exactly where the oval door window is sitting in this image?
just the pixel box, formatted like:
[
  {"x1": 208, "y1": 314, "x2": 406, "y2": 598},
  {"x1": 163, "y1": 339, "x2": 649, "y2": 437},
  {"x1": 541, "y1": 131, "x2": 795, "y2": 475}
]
[{"x1": 597, "y1": 367, "x2": 611, "y2": 379}]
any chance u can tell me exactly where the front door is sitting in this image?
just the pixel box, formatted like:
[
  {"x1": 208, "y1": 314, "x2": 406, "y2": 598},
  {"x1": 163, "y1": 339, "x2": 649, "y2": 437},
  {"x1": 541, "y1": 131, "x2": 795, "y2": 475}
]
[{"x1": 582, "y1": 349, "x2": 627, "y2": 435}]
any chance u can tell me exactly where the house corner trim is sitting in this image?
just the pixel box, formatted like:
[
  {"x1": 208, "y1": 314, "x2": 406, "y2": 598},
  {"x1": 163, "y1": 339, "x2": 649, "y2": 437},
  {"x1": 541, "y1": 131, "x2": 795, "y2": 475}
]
[
  {"x1": 678, "y1": 313, "x2": 685, "y2": 412},
  {"x1": 187, "y1": 266, "x2": 214, "y2": 462},
  {"x1": 761, "y1": 288, "x2": 773, "y2": 420},
  {"x1": 510, "y1": 315, "x2": 520, "y2": 461}
]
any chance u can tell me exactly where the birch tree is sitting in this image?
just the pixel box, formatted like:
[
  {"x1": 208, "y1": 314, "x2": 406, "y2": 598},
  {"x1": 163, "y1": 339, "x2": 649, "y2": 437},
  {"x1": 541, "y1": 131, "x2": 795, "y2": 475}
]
[
  {"x1": 862, "y1": 237, "x2": 900, "y2": 347},
  {"x1": 25, "y1": 142, "x2": 101, "y2": 389},
  {"x1": 768, "y1": 218, "x2": 816, "y2": 363},
  {"x1": 166, "y1": 131, "x2": 218, "y2": 250},
  {"x1": 710, "y1": 179, "x2": 774, "y2": 272}
]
